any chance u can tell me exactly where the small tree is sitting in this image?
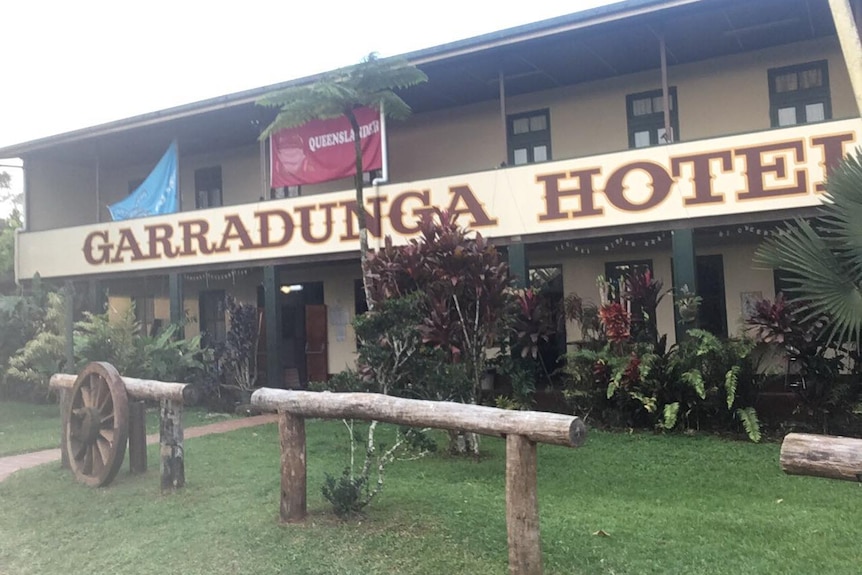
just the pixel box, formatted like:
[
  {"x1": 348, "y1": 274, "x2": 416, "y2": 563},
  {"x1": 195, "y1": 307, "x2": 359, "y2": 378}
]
[
  {"x1": 365, "y1": 212, "x2": 511, "y2": 454},
  {"x1": 216, "y1": 296, "x2": 260, "y2": 394},
  {"x1": 257, "y1": 53, "x2": 428, "y2": 310}
]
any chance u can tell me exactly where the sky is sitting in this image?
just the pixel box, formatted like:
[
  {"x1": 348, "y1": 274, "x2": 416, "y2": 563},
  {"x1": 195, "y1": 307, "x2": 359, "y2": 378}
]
[{"x1": 0, "y1": 0, "x2": 618, "y2": 209}]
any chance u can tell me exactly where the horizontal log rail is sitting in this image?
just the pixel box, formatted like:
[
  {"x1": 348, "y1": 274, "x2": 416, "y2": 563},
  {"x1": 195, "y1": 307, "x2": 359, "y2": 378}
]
[
  {"x1": 252, "y1": 387, "x2": 587, "y2": 575},
  {"x1": 50, "y1": 372, "x2": 197, "y2": 404},
  {"x1": 251, "y1": 388, "x2": 586, "y2": 448}
]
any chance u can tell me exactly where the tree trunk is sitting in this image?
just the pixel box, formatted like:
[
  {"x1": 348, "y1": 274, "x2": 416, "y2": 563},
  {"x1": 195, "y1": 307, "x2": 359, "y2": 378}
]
[
  {"x1": 346, "y1": 108, "x2": 375, "y2": 312},
  {"x1": 780, "y1": 432, "x2": 862, "y2": 482}
]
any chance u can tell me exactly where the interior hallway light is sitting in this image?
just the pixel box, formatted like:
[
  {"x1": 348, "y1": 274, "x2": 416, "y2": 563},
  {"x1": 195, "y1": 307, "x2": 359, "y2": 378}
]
[{"x1": 280, "y1": 284, "x2": 304, "y2": 294}]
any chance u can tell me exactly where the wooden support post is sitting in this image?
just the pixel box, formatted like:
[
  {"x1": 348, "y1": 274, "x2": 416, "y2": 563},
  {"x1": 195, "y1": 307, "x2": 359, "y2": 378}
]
[
  {"x1": 128, "y1": 400, "x2": 148, "y2": 474},
  {"x1": 59, "y1": 388, "x2": 71, "y2": 469},
  {"x1": 160, "y1": 399, "x2": 184, "y2": 490},
  {"x1": 278, "y1": 411, "x2": 307, "y2": 523},
  {"x1": 506, "y1": 434, "x2": 542, "y2": 575}
]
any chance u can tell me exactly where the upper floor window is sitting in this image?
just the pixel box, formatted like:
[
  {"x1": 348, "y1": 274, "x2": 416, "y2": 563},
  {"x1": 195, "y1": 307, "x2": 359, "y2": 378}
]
[
  {"x1": 627, "y1": 88, "x2": 678, "y2": 148},
  {"x1": 271, "y1": 185, "x2": 301, "y2": 199},
  {"x1": 768, "y1": 61, "x2": 831, "y2": 127},
  {"x1": 195, "y1": 166, "x2": 222, "y2": 209},
  {"x1": 507, "y1": 110, "x2": 551, "y2": 166}
]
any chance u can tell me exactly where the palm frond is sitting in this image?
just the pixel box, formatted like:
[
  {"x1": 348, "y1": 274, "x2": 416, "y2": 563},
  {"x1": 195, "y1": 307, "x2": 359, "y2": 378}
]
[
  {"x1": 817, "y1": 149, "x2": 862, "y2": 276},
  {"x1": 754, "y1": 218, "x2": 862, "y2": 346}
]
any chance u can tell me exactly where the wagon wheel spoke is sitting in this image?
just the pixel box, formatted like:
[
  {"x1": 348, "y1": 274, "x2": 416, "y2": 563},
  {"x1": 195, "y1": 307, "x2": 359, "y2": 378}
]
[{"x1": 64, "y1": 362, "x2": 129, "y2": 487}]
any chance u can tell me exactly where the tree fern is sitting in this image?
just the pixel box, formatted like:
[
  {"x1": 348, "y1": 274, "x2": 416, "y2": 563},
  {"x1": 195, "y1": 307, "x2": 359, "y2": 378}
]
[{"x1": 735, "y1": 407, "x2": 761, "y2": 442}]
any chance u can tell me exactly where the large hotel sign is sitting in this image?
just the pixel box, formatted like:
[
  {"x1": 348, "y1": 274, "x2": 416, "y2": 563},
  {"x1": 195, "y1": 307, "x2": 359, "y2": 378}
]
[{"x1": 16, "y1": 119, "x2": 862, "y2": 279}]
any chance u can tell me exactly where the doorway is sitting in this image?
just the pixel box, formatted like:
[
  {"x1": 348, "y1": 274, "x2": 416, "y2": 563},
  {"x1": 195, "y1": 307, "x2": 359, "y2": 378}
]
[
  {"x1": 279, "y1": 281, "x2": 325, "y2": 386},
  {"x1": 696, "y1": 255, "x2": 727, "y2": 337}
]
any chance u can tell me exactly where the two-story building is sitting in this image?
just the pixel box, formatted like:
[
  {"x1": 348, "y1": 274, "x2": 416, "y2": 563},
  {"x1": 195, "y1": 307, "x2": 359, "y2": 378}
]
[{"x1": 3, "y1": 0, "x2": 862, "y2": 388}]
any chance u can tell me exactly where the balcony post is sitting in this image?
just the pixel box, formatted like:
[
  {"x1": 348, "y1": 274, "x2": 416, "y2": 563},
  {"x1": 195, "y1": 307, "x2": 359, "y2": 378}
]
[
  {"x1": 263, "y1": 265, "x2": 281, "y2": 388},
  {"x1": 671, "y1": 228, "x2": 697, "y2": 342},
  {"x1": 508, "y1": 242, "x2": 529, "y2": 289},
  {"x1": 828, "y1": 0, "x2": 862, "y2": 117},
  {"x1": 169, "y1": 273, "x2": 184, "y2": 338}
]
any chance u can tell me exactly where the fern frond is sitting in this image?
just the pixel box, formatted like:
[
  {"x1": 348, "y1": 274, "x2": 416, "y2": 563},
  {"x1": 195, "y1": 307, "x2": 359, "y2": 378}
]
[
  {"x1": 661, "y1": 402, "x2": 679, "y2": 429},
  {"x1": 682, "y1": 369, "x2": 706, "y2": 399},
  {"x1": 735, "y1": 407, "x2": 762, "y2": 442},
  {"x1": 725, "y1": 365, "x2": 740, "y2": 409}
]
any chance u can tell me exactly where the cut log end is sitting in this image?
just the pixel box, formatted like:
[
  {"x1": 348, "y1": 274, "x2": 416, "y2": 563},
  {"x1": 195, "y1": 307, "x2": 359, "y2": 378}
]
[{"x1": 568, "y1": 418, "x2": 588, "y2": 448}]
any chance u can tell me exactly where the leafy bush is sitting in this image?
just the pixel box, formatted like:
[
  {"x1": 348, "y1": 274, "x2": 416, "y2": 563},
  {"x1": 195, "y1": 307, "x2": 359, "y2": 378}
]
[
  {"x1": 215, "y1": 296, "x2": 259, "y2": 393},
  {"x1": 4, "y1": 291, "x2": 67, "y2": 401},
  {"x1": 322, "y1": 468, "x2": 370, "y2": 518},
  {"x1": 563, "y1": 330, "x2": 763, "y2": 441}
]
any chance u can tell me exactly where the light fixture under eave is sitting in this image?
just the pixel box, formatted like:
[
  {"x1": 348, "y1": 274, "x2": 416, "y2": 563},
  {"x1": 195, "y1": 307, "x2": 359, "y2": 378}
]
[{"x1": 280, "y1": 284, "x2": 304, "y2": 294}]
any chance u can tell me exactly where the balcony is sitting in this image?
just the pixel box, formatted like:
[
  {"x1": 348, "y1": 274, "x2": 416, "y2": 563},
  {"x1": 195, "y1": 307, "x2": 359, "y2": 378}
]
[{"x1": 15, "y1": 117, "x2": 862, "y2": 281}]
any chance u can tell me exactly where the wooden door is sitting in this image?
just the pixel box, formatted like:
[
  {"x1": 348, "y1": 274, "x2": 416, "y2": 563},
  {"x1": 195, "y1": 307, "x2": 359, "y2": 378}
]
[{"x1": 305, "y1": 304, "x2": 328, "y2": 384}]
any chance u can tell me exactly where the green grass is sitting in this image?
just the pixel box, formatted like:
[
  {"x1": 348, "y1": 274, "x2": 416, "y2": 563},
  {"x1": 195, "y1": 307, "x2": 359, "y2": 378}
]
[
  {"x1": 0, "y1": 401, "x2": 59, "y2": 457},
  {"x1": 0, "y1": 400, "x2": 234, "y2": 457},
  {"x1": 1, "y1": 421, "x2": 860, "y2": 574}
]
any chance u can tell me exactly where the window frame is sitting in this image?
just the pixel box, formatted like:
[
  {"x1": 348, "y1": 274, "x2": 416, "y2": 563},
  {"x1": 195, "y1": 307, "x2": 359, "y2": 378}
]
[
  {"x1": 768, "y1": 60, "x2": 831, "y2": 128},
  {"x1": 506, "y1": 109, "x2": 552, "y2": 166},
  {"x1": 626, "y1": 88, "x2": 679, "y2": 149},
  {"x1": 194, "y1": 166, "x2": 223, "y2": 209}
]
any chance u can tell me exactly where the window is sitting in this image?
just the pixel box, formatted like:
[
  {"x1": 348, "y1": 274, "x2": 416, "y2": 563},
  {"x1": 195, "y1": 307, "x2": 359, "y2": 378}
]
[
  {"x1": 271, "y1": 185, "x2": 301, "y2": 199},
  {"x1": 507, "y1": 109, "x2": 551, "y2": 166},
  {"x1": 768, "y1": 61, "x2": 831, "y2": 127},
  {"x1": 604, "y1": 260, "x2": 655, "y2": 341},
  {"x1": 627, "y1": 88, "x2": 678, "y2": 148},
  {"x1": 132, "y1": 296, "x2": 158, "y2": 336},
  {"x1": 199, "y1": 290, "x2": 226, "y2": 347},
  {"x1": 195, "y1": 166, "x2": 223, "y2": 209}
]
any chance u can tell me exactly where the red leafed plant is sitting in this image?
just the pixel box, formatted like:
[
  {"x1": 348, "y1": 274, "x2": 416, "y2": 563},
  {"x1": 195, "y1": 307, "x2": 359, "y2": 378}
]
[{"x1": 599, "y1": 302, "x2": 631, "y2": 344}]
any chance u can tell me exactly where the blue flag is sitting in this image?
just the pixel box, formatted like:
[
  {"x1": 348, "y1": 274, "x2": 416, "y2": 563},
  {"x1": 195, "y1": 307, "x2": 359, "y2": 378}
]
[{"x1": 108, "y1": 142, "x2": 178, "y2": 221}]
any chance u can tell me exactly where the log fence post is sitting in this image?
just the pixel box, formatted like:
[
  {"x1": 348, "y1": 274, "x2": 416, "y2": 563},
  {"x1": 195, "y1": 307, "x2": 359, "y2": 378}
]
[
  {"x1": 506, "y1": 434, "x2": 542, "y2": 575},
  {"x1": 128, "y1": 400, "x2": 148, "y2": 474},
  {"x1": 279, "y1": 411, "x2": 307, "y2": 523},
  {"x1": 59, "y1": 388, "x2": 71, "y2": 469},
  {"x1": 160, "y1": 399, "x2": 184, "y2": 490}
]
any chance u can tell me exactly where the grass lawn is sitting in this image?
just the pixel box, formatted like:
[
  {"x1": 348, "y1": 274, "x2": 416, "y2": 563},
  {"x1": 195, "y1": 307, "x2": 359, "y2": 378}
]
[
  {"x1": 0, "y1": 400, "x2": 234, "y2": 457},
  {"x1": 1, "y1": 421, "x2": 860, "y2": 574}
]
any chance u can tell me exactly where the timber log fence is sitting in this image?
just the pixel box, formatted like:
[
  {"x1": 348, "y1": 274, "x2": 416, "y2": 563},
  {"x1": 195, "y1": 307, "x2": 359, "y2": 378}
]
[
  {"x1": 50, "y1": 366, "x2": 195, "y2": 490},
  {"x1": 251, "y1": 387, "x2": 588, "y2": 575}
]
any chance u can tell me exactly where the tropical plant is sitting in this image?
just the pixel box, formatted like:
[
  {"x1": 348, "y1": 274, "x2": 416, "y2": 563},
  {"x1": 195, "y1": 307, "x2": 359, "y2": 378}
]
[
  {"x1": 563, "y1": 329, "x2": 763, "y2": 441},
  {"x1": 563, "y1": 292, "x2": 602, "y2": 342},
  {"x1": 215, "y1": 296, "x2": 260, "y2": 394},
  {"x1": 257, "y1": 53, "x2": 428, "y2": 310},
  {"x1": 754, "y1": 149, "x2": 862, "y2": 346},
  {"x1": 5, "y1": 291, "x2": 67, "y2": 400}
]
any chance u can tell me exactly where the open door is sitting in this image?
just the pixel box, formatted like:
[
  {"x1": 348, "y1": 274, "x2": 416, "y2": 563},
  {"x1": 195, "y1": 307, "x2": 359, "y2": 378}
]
[{"x1": 305, "y1": 304, "x2": 328, "y2": 384}]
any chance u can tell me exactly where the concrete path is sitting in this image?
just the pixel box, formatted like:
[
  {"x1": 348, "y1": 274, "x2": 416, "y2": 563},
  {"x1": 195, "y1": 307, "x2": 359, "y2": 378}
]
[{"x1": 0, "y1": 413, "x2": 277, "y2": 483}]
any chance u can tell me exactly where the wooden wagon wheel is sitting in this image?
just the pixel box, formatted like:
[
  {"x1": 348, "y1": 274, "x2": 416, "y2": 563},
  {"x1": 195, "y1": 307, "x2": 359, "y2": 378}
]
[{"x1": 64, "y1": 362, "x2": 129, "y2": 487}]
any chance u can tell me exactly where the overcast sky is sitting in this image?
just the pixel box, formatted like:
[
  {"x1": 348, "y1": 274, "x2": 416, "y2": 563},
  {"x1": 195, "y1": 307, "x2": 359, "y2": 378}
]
[{"x1": 0, "y1": 0, "x2": 617, "y2": 208}]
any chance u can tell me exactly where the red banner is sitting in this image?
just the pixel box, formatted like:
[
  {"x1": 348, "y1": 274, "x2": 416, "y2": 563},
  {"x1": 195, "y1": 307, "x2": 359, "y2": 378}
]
[{"x1": 270, "y1": 106, "x2": 383, "y2": 187}]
